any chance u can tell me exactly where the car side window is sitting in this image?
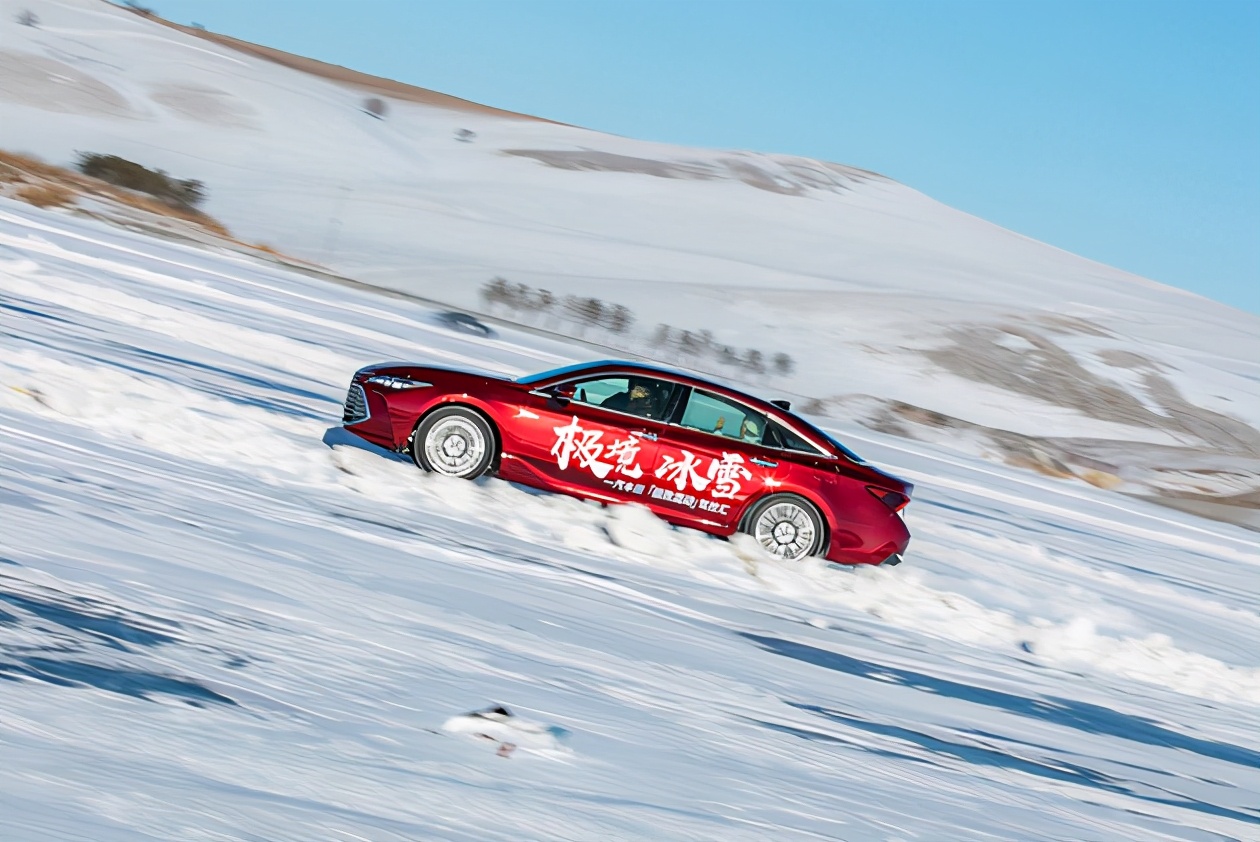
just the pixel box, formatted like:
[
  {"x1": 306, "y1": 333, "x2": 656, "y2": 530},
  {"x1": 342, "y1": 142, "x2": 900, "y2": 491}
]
[
  {"x1": 764, "y1": 420, "x2": 821, "y2": 454},
  {"x1": 679, "y1": 389, "x2": 767, "y2": 444},
  {"x1": 567, "y1": 376, "x2": 678, "y2": 421}
]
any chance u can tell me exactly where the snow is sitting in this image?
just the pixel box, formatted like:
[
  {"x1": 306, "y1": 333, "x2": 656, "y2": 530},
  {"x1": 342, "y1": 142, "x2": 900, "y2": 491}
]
[
  {"x1": 1, "y1": 0, "x2": 1257, "y2": 450},
  {"x1": 3, "y1": 199, "x2": 1260, "y2": 841},
  {"x1": 1, "y1": 2, "x2": 1259, "y2": 838}
]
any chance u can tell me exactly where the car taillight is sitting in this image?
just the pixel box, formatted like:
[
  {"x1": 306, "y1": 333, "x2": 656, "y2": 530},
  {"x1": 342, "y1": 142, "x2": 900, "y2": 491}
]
[{"x1": 867, "y1": 486, "x2": 909, "y2": 512}]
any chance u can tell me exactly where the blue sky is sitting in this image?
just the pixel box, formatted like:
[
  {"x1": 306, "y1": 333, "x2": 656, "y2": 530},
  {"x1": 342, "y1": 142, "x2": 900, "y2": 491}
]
[{"x1": 150, "y1": 0, "x2": 1259, "y2": 313}]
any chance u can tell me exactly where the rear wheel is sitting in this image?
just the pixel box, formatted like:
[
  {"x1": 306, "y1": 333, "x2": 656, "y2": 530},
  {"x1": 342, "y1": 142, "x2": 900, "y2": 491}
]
[
  {"x1": 413, "y1": 406, "x2": 495, "y2": 479},
  {"x1": 741, "y1": 494, "x2": 825, "y2": 561}
]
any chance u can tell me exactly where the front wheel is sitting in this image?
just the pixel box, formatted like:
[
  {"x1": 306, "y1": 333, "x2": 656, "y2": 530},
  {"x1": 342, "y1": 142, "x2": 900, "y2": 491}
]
[
  {"x1": 741, "y1": 494, "x2": 825, "y2": 561},
  {"x1": 413, "y1": 406, "x2": 495, "y2": 479}
]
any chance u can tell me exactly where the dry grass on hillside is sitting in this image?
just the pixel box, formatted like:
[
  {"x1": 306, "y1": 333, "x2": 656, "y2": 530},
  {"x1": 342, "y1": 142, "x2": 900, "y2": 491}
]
[
  {"x1": 15, "y1": 183, "x2": 75, "y2": 208},
  {"x1": 1, "y1": 149, "x2": 228, "y2": 236},
  {"x1": 0, "y1": 150, "x2": 66, "y2": 183},
  {"x1": 0, "y1": 150, "x2": 321, "y2": 264},
  {"x1": 138, "y1": 14, "x2": 556, "y2": 124}
]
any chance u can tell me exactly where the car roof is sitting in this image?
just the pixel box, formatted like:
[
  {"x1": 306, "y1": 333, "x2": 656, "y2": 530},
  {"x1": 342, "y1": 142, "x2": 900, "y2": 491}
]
[
  {"x1": 518, "y1": 360, "x2": 882, "y2": 469},
  {"x1": 520, "y1": 358, "x2": 714, "y2": 387},
  {"x1": 521, "y1": 359, "x2": 793, "y2": 418}
]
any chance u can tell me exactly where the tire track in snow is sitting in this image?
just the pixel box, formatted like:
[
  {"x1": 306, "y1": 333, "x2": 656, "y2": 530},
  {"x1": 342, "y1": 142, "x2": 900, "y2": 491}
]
[{"x1": 5, "y1": 344, "x2": 1260, "y2": 706}]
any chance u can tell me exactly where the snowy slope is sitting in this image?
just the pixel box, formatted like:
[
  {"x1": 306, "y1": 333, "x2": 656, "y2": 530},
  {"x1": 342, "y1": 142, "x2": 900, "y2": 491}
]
[
  {"x1": 1, "y1": 0, "x2": 1257, "y2": 467},
  {"x1": 3, "y1": 200, "x2": 1260, "y2": 841},
  {"x1": 3, "y1": 3, "x2": 1260, "y2": 837}
]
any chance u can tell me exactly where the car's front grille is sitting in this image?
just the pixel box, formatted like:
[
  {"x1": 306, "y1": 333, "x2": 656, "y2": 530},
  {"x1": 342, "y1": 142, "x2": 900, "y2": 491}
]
[{"x1": 342, "y1": 383, "x2": 368, "y2": 423}]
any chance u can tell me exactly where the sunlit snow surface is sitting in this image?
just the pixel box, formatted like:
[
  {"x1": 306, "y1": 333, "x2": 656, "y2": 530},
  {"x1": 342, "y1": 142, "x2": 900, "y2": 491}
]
[
  {"x1": 3, "y1": 0, "x2": 1258, "y2": 457},
  {"x1": 3, "y1": 202, "x2": 1260, "y2": 841}
]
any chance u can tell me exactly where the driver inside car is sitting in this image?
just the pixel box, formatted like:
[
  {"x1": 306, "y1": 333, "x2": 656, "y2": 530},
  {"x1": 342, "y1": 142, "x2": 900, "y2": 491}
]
[{"x1": 601, "y1": 378, "x2": 668, "y2": 419}]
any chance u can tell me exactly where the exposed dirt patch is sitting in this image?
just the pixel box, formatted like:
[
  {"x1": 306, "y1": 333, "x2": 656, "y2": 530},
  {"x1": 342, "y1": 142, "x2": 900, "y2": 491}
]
[
  {"x1": 0, "y1": 50, "x2": 133, "y2": 117},
  {"x1": 142, "y1": 17, "x2": 557, "y2": 123},
  {"x1": 150, "y1": 82, "x2": 258, "y2": 128},
  {"x1": 0, "y1": 149, "x2": 316, "y2": 266},
  {"x1": 15, "y1": 182, "x2": 74, "y2": 208},
  {"x1": 1150, "y1": 490, "x2": 1260, "y2": 531},
  {"x1": 921, "y1": 319, "x2": 1260, "y2": 456},
  {"x1": 817, "y1": 393, "x2": 1260, "y2": 532},
  {"x1": 504, "y1": 149, "x2": 884, "y2": 196}
]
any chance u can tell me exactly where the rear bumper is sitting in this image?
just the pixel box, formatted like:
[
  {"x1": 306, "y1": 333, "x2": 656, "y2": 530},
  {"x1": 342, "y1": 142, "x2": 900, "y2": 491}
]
[{"x1": 823, "y1": 522, "x2": 911, "y2": 566}]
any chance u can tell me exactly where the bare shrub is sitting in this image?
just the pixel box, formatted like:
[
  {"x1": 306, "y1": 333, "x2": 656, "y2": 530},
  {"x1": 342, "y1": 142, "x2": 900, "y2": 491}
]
[
  {"x1": 743, "y1": 349, "x2": 765, "y2": 374},
  {"x1": 629, "y1": 319, "x2": 793, "y2": 379},
  {"x1": 16, "y1": 183, "x2": 74, "y2": 208},
  {"x1": 480, "y1": 277, "x2": 510, "y2": 309},
  {"x1": 772, "y1": 352, "x2": 795, "y2": 376},
  {"x1": 363, "y1": 97, "x2": 388, "y2": 119},
  {"x1": 2, "y1": 148, "x2": 228, "y2": 235},
  {"x1": 16, "y1": 9, "x2": 38, "y2": 26},
  {"x1": 678, "y1": 330, "x2": 701, "y2": 358},
  {"x1": 75, "y1": 152, "x2": 205, "y2": 208},
  {"x1": 607, "y1": 303, "x2": 633, "y2": 333},
  {"x1": 563, "y1": 296, "x2": 603, "y2": 327},
  {"x1": 455, "y1": 128, "x2": 476, "y2": 143}
]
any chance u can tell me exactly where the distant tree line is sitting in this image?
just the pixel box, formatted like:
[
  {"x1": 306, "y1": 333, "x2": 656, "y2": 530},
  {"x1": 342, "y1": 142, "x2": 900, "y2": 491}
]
[
  {"x1": 481, "y1": 277, "x2": 634, "y2": 334},
  {"x1": 649, "y1": 324, "x2": 795, "y2": 376},
  {"x1": 479, "y1": 277, "x2": 794, "y2": 377}
]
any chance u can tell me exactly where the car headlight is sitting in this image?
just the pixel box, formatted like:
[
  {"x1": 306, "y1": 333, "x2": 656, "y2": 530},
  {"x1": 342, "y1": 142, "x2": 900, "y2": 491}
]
[{"x1": 366, "y1": 375, "x2": 432, "y2": 390}]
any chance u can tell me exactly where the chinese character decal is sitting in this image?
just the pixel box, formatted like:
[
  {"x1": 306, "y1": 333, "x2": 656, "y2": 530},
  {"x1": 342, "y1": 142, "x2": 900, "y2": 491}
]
[
  {"x1": 551, "y1": 416, "x2": 613, "y2": 478},
  {"x1": 552, "y1": 417, "x2": 647, "y2": 481},
  {"x1": 604, "y1": 436, "x2": 644, "y2": 478},
  {"x1": 707, "y1": 452, "x2": 752, "y2": 499},
  {"x1": 654, "y1": 450, "x2": 711, "y2": 493},
  {"x1": 552, "y1": 419, "x2": 758, "y2": 518}
]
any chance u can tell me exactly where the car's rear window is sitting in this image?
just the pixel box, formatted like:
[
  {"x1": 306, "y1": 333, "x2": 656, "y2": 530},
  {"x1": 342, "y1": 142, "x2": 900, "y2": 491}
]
[
  {"x1": 823, "y1": 432, "x2": 868, "y2": 463},
  {"x1": 764, "y1": 421, "x2": 818, "y2": 454}
]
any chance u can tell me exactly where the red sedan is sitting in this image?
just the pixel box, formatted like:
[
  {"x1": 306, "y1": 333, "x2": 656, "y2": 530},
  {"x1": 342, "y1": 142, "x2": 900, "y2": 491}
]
[{"x1": 341, "y1": 360, "x2": 911, "y2": 566}]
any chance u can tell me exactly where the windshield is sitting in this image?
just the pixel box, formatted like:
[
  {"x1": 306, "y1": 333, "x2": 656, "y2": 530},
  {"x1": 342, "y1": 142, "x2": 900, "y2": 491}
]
[{"x1": 516, "y1": 361, "x2": 618, "y2": 385}]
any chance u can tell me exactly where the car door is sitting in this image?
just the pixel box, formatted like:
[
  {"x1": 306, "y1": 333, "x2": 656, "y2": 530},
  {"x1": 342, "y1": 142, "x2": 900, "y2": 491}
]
[
  {"x1": 647, "y1": 387, "x2": 788, "y2": 530},
  {"x1": 510, "y1": 374, "x2": 677, "y2": 503}
]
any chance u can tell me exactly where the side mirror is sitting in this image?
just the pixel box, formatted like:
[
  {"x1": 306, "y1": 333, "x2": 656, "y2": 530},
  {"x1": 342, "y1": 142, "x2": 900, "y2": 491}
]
[{"x1": 549, "y1": 382, "x2": 577, "y2": 406}]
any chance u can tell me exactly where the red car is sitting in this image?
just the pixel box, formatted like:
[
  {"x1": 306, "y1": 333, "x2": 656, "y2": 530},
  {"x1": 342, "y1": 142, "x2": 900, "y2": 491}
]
[{"x1": 341, "y1": 360, "x2": 911, "y2": 565}]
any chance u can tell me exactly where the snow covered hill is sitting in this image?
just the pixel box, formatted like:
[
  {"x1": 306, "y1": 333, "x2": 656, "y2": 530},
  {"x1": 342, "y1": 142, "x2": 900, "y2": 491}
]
[
  {"x1": 3, "y1": 3, "x2": 1260, "y2": 838},
  {"x1": 3, "y1": 190, "x2": 1260, "y2": 841},
  {"x1": 2, "y1": 0, "x2": 1258, "y2": 526}
]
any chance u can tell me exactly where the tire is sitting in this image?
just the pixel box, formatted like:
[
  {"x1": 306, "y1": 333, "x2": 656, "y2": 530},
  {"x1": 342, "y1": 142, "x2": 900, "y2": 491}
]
[
  {"x1": 740, "y1": 494, "x2": 826, "y2": 561},
  {"x1": 412, "y1": 406, "x2": 495, "y2": 479}
]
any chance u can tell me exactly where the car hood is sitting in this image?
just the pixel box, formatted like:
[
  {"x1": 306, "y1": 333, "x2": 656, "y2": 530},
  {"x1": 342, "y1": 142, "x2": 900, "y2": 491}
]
[{"x1": 355, "y1": 362, "x2": 513, "y2": 381}]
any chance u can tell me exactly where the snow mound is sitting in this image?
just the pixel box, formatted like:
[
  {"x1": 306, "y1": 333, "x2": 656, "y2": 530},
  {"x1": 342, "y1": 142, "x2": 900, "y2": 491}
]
[{"x1": 442, "y1": 705, "x2": 572, "y2": 759}]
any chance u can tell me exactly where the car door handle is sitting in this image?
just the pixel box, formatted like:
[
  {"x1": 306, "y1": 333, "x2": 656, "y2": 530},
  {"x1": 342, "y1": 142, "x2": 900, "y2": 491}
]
[
  {"x1": 631, "y1": 430, "x2": 658, "y2": 441},
  {"x1": 751, "y1": 457, "x2": 778, "y2": 468}
]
